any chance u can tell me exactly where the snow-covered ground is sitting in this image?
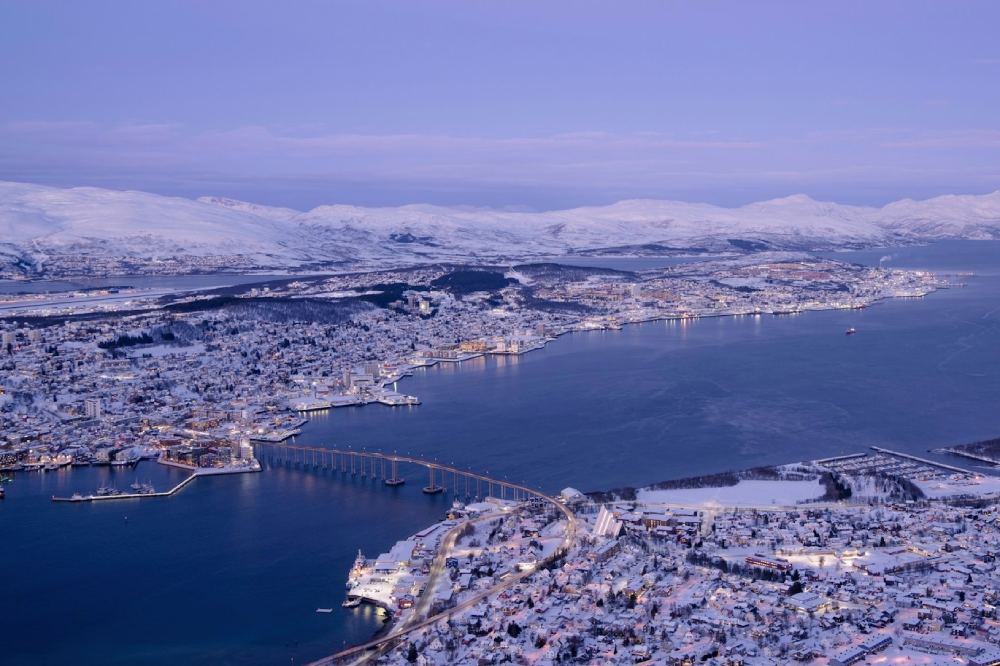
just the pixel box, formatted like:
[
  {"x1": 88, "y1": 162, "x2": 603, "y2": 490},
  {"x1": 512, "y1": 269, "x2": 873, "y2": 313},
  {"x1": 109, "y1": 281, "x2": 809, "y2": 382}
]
[
  {"x1": 913, "y1": 474, "x2": 1000, "y2": 499},
  {"x1": 637, "y1": 479, "x2": 825, "y2": 506}
]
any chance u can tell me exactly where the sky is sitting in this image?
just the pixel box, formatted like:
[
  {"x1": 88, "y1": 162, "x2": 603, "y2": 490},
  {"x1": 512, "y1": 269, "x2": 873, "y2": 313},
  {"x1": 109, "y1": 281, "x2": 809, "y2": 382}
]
[{"x1": 1, "y1": 0, "x2": 999, "y2": 210}]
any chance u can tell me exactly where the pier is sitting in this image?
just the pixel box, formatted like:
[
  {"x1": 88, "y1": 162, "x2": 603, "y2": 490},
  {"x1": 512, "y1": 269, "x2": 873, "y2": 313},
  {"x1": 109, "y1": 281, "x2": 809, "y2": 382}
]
[
  {"x1": 51, "y1": 462, "x2": 261, "y2": 503},
  {"x1": 52, "y1": 472, "x2": 198, "y2": 502}
]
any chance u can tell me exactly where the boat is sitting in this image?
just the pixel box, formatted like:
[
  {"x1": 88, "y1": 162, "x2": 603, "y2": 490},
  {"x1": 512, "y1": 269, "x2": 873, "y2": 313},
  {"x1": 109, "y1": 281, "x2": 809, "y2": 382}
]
[
  {"x1": 44, "y1": 463, "x2": 59, "y2": 471},
  {"x1": 316, "y1": 607, "x2": 335, "y2": 613},
  {"x1": 341, "y1": 598, "x2": 361, "y2": 608},
  {"x1": 845, "y1": 327, "x2": 857, "y2": 335},
  {"x1": 0, "y1": 486, "x2": 5, "y2": 499}
]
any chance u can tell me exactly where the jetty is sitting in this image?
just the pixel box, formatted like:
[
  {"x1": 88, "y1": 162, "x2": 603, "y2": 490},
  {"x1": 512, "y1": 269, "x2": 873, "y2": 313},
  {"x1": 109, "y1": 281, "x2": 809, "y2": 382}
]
[
  {"x1": 51, "y1": 461, "x2": 261, "y2": 503},
  {"x1": 52, "y1": 473, "x2": 197, "y2": 503},
  {"x1": 936, "y1": 447, "x2": 999, "y2": 467},
  {"x1": 869, "y1": 446, "x2": 976, "y2": 474}
]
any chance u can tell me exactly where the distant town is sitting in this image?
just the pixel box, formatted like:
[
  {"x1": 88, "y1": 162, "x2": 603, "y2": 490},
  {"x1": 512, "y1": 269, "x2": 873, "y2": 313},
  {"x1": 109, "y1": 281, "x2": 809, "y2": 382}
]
[{"x1": 0, "y1": 253, "x2": 945, "y2": 484}]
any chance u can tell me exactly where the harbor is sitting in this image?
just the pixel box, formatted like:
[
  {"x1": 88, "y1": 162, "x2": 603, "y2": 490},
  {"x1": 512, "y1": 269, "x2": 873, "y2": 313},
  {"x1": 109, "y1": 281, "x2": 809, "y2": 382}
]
[{"x1": 3, "y1": 243, "x2": 1000, "y2": 665}]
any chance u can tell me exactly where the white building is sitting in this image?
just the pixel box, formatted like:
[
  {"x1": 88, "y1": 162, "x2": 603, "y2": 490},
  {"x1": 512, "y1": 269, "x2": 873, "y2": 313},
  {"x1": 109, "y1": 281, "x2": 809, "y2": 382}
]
[{"x1": 84, "y1": 398, "x2": 102, "y2": 419}]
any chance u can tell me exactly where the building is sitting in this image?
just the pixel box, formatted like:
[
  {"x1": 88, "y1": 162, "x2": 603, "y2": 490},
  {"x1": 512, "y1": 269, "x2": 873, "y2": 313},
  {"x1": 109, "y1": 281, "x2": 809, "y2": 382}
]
[
  {"x1": 785, "y1": 591, "x2": 833, "y2": 614},
  {"x1": 744, "y1": 553, "x2": 792, "y2": 572},
  {"x1": 84, "y1": 398, "x2": 102, "y2": 419}
]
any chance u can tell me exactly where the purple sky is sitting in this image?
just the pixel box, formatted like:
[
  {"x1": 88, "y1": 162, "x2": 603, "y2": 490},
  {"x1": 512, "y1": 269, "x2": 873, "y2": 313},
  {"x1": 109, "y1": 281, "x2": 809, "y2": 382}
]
[{"x1": 1, "y1": 0, "x2": 999, "y2": 209}]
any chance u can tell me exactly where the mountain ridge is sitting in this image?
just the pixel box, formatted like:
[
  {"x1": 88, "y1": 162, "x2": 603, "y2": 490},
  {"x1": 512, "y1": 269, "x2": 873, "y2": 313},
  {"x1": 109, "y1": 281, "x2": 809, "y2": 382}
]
[{"x1": 2, "y1": 180, "x2": 999, "y2": 277}]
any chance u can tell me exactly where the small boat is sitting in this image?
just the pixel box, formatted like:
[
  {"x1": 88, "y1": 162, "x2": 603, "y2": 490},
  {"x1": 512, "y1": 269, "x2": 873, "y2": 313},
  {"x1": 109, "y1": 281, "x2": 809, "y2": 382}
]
[
  {"x1": 316, "y1": 608, "x2": 334, "y2": 614},
  {"x1": 0, "y1": 486, "x2": 5, "y2": 499},
  {"x1": 341, "y1": 598, "x2": 361, "y2": 608},
  {"x1": 845, "y1": 327, "x2": 857, "y2": 335}
]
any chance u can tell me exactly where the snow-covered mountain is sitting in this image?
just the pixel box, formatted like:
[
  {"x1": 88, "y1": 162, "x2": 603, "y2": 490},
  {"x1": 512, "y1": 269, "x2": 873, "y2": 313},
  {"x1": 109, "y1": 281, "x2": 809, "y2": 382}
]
[{"x1": 1, "y1": 180, "x2": 999, "y2": 276}]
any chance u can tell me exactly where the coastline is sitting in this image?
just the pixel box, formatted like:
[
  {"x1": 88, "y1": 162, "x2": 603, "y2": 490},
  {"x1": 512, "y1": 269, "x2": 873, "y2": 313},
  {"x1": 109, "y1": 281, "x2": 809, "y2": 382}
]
[{"x1": 305, "y1": 275, "x2": 947, "y2": 425}]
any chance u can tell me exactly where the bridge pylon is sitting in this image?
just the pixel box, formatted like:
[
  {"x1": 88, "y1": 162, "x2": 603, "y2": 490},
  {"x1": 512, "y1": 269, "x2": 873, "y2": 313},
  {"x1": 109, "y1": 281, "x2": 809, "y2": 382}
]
[{"x1": 422, "y1": 465, "x2": 443, "y2": 494}]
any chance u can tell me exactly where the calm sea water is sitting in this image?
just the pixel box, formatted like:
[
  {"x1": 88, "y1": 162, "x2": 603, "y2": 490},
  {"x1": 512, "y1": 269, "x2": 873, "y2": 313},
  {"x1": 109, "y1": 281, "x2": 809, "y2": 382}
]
[{"x1": 2, "y1": 241, "x2": 999, "y2": 665}]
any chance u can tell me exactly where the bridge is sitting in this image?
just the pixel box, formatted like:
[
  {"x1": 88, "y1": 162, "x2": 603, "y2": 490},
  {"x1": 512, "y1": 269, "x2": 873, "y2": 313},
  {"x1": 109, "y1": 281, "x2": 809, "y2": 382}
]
[
  {"x1": 249, "y1": 442, "x2": 578, "y2": 666},
  {"x1": 251, "y1": 442, "x2": 536, "y2": 502}
]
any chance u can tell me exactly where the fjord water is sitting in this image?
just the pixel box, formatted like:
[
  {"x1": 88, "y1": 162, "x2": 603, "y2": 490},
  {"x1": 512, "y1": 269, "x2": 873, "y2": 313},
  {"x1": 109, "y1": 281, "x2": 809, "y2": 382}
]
[
  {"x1": 301, "y1": 241, "x2": 1000, "y2": 491},
  {"x1": 3, "y1": 241, "x2": 999, "y2": 665}
]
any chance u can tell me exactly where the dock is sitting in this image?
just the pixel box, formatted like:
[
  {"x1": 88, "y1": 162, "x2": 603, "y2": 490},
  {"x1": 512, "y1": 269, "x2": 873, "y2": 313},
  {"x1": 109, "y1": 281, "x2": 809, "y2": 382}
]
[
  {"x1": 51, "y1": 461, "x2": 261, "y2": 503},
  {"x1": 52, "y1": 473, "x2": 198, "y2": 503}
]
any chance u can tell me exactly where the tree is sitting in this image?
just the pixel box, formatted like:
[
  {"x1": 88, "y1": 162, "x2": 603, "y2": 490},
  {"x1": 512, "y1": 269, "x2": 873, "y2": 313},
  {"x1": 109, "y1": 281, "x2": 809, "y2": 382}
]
[
  {"x1": 507, "y1": 621, "x2": 522, "y2": 638},
  {"x1": 406, "y1": 643, "x2": 418, "y2": 663}
]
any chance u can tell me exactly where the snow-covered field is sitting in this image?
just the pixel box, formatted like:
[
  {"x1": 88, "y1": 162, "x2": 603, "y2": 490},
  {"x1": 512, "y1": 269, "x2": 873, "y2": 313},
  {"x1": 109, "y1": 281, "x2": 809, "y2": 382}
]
[
  {"x1": 913, "y1": 474, "x2": 1000, "y2": 499},
  {"x1": 637, "y1": 479, "x2": 825, "y2": 507}
]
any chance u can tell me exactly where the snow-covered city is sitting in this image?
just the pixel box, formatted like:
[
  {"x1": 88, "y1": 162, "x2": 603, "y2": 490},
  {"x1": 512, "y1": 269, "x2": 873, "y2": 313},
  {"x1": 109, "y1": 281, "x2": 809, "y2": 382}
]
[
  {"x1": 1, "y1": 255, "x2": 945, "y2": 481},
  {"x1": 4, "y1": 3, "x2": 1000, "y2": 665}
]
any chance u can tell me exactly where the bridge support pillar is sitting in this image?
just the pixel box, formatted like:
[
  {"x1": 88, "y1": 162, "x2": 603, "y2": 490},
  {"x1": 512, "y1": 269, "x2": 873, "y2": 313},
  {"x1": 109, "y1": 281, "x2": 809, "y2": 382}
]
[
  {"x1": 385, "y1": 458, "x2": 405, "y2": 487},
  {"x1": 422, "y1": 466, "x2": 443, "y2": 494}
]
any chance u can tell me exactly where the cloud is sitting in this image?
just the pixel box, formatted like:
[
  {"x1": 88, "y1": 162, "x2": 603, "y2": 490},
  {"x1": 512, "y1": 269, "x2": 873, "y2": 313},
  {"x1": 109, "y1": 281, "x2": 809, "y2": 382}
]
[
  {"x1": 0, "y1": 120, "x2": 997, "y2": 207},
  {"x1": 881, "y1": 129, "x2": 1000, "y2": 148},
  {"x1": 0, "y1": 120, "x2": 766, "y2": 187}
]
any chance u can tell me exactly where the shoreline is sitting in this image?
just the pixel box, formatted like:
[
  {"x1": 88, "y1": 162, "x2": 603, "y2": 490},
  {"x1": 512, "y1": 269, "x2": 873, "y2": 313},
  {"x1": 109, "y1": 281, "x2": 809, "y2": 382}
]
[{"x1": 295, "y1": 274, "x2": 948, "y2": 445}]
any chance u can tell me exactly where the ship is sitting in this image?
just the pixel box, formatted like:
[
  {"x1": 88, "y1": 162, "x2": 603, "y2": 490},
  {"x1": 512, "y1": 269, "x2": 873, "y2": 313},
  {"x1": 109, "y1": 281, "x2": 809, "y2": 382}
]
[
  {"x1": 341, "y1": 597, "x2": 361, "y2": 608},
  {"x1": 845, "y1": 327, "x2": 857, "y2": 335}
]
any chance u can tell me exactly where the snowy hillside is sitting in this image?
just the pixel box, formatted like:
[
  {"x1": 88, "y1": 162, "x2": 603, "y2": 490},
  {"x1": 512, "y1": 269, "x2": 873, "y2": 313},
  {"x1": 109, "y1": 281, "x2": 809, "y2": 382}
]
[{"x1": 1, "y1": 180, "x2": 999, "y2": 276}]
